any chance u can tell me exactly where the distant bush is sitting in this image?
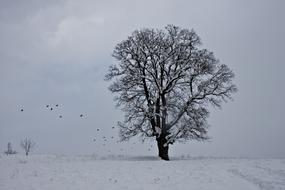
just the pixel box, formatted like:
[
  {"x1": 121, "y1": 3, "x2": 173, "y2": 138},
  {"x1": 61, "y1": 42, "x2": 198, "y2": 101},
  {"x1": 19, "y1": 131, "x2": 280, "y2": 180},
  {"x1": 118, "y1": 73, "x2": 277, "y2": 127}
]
[
  {"x1": 20, "y1": 138, "x2": 35, "y2": 156},
  {"x1": 4, "y1": 142, "x2": 17, "y2": 155}
]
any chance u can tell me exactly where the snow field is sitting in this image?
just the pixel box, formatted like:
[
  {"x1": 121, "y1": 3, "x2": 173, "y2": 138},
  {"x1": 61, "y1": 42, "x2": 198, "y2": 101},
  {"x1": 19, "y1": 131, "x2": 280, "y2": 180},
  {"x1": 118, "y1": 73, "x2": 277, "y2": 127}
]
[{"x1": 0, "y1": 155, "x2": 285, "y2": 190}]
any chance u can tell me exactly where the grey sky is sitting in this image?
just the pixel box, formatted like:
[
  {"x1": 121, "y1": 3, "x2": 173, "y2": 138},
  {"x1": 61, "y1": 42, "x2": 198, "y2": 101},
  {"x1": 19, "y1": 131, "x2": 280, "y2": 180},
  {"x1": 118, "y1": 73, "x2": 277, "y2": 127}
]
[{"x1": 1, "y1": 0, "x2": 285, "y2": 158}]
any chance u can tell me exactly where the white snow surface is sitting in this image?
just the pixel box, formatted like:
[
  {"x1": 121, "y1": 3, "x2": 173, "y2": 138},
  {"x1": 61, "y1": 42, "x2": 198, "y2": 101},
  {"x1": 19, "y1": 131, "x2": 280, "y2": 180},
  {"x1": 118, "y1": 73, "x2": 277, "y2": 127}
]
[{"x1": 0, "y1": 154, "x2": 285, "y2": 190}]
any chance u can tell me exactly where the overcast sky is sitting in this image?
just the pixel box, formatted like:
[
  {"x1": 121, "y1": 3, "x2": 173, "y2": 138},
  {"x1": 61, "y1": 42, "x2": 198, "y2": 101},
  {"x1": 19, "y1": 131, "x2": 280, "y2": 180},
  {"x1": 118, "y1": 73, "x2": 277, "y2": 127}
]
[{"x1": 1, "y1": 0, "x2": 285, "y2": 158}]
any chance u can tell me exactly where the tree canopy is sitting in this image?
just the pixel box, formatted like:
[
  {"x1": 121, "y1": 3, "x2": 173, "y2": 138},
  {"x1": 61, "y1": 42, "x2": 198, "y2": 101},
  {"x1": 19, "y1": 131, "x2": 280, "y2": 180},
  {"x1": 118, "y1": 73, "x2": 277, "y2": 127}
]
[{"x1": 106, "y1": 25, "x2": 237, "y2": 160}]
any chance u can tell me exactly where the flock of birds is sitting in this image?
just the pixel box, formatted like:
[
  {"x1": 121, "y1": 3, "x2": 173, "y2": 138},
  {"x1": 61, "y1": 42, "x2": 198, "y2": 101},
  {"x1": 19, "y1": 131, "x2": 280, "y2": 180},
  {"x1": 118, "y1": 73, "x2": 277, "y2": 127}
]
[
  {"x1": 19, "y1": 104, "x2": 156, "y2": 154},
  {"x1": 20, "y1": 104, "x2": 84, "y2": 119}
]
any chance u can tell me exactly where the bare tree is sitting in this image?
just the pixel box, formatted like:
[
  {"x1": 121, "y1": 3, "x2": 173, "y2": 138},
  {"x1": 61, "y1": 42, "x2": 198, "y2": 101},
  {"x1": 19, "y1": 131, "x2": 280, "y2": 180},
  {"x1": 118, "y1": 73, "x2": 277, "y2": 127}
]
[
  {"x1": 4, "y1": 142, "x2": 17, "y2": 155},
  {"x1": 105, "y1": 25, "x2": 237, "y2": 160},
  {"x1": 20, "y1": 138, "x2": 35, "y2": 156}
]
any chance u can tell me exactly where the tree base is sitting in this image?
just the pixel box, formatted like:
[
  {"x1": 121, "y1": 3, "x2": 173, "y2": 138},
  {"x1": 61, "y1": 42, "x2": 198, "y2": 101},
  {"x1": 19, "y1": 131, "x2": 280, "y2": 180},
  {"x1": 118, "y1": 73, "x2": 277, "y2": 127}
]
[
  {"x1": 157, "y1": 135, "x2": 170, "y2": 161},
  {"x1": 160, "y1": 155, "x2": 170, "y2": 161}
]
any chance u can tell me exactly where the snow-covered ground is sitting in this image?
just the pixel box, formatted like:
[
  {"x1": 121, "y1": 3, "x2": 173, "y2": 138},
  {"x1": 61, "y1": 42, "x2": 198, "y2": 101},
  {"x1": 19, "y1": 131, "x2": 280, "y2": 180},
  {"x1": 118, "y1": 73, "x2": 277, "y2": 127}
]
[{"x1": 0, "y1": 154, "x2": 285, "y2": 190}]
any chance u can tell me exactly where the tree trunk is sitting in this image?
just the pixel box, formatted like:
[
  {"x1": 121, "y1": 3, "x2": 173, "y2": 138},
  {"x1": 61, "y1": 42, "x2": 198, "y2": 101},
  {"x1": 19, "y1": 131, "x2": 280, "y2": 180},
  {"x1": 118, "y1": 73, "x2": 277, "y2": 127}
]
[{"x1": 157, "y1": 135, "x2": 169, "y2": 161}]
